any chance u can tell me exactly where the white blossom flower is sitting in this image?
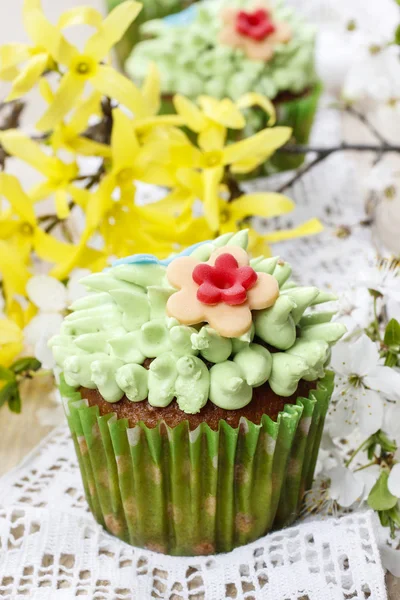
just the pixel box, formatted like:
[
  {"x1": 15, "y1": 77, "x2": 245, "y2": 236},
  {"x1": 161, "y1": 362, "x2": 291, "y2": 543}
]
[
  {"x1": 356, "y1": 259, "x2": 400, "y2": 302},
  {"x1": 24, "y1": 269, "x2": 90, "y2": 369},
  {"x1": 372, "y1": 103, "x2": 400, "y2": 146},
  {"x1": 388, "y1": 463, "x2": 400, "y2": 498},
  {"x1": 387, "y1": 299, "x2": 400, "y2": 324},
  {"x1": 343, "y1": 45, "x2": 400, "y2": 109},
  {"x1": 315, "y1": 447, "x2": 338, "y2": 478},
  {"x1": 378, "y1": 527, "x2": 400, "y2": 576},
  {"x1": 315, "y1": 30, "x2": 361, "y2": 96},
  {"x1": 334, "y1": 287, "x2": 372, "y2": 335},
  {"x1": 356, "y1": 464, "x2": 381, "y2": 501},
  {"x1": 329, "y1": 335, "x2": 400, "y2": 437},
  {"x1": 328, "y1": 465, "x2": 365, "y2": 507},
  {"x1": 365, "y1": 161, "x2": 399, "y2": 200},
  {"x1": 383, "y1": 404, "x2": 400, "y2": 446}
]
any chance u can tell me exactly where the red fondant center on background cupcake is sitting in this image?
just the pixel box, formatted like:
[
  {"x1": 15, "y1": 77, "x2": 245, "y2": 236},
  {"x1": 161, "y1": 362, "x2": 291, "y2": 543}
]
[{"x1": 235, "y1": 9, "x2": 276, "y2": 41}]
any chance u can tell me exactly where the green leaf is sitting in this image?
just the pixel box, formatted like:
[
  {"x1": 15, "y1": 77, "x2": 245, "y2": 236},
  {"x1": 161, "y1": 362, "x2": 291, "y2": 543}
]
[
  {"x1": 8, "y1": 388, "x2": 21, "y2": 414},
  {"x1": 385, "y1": 352, "x2": 398, "y2": 367},
  {"x1": 0, "y1": 366, "x2": 16, "y2": 382},
  {"x1": 384, "y1": 319, "x2": 400, "y2": 348},
  {"x1": 0, "y1": 382, "x2": 18, "y2": 409},
  {"x1": 379, "y1": 511, "x2": 389, "y2": 527},
  {"x1": 367, "y1": 442, "x2": 377, "y2": 460},
  {"x1": 368, "y1": 288, "x2": 383, "y2": 299},
  {"x1": 387, "y1": 505, "x2": 400, "y2": 528},
  {"x1": 368, "y1": 471, "x2": 398, "y2": 511},
  {"x1": 11, "y1": 357, "x2": 41, "y2": 374},
  {"x1": 377, "y1": 431, "x2": 398, "y2": 454},
  {"x1": 395, "y1": 24, "x2": 400, "y2": 45}
]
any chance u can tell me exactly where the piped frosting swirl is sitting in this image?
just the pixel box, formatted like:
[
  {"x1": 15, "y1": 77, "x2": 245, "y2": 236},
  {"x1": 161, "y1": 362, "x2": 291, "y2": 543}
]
[{"x1": 50, "y1": 230, "x2": 345, "y2": 412}]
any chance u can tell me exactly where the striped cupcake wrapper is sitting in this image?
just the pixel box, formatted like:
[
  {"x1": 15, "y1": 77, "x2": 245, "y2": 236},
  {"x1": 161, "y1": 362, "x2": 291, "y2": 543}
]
[{"x1": 60, "y1": 371, "x2": 334, "y2": 556}]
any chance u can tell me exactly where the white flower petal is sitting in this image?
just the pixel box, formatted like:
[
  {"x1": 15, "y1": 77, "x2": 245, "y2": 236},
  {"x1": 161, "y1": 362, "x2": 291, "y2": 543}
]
[
  {"x1": 380, "y1": 545, "x2": 400, "y2": 577},
  {"x1": 67, "y1": 268, "x2": 91, "y2": 303},
  {"x1": 388, "y1": 463, "x2": 400, "y2": 498},
  {"x1": 387, "y1": 299, "x2": 400, "y2": 322},
  {"x1": 24, "y1": 313, "x2": 63, "y2": 348},
  {"x1": 349, "y1": 335, "x2": 380, "y2": 377},
  {"x1": 357, "y1": 465, "x2": 381, "y2": 502},
  {"x1": 315, "y1": 30, "x2": 353, "y2": 94},
  {"x1": 330, "y1": 342, "x2": 353, "y2": 376},
  {"x1": 328, "y1": 465, "x2": 364, "y2": 508},
  {"x1": 27, "y1": 275, "x2": 68, "y2": 312},
  {"x1": 328, "y1": 397, "x2": 357, "y2": 438},
  {"x1": 365, "y1": 366, "x2": 400, "y2": 401},
  {"x1": 357, "y1": 388, "x2": 384, "y2": 437},
  {"x1": 383, "y1": 403, "x2": 400, "y2": 444},
  {"x1": 34, "y1": 337, "x2": 56, "y2": 370},
  {"x1": 365, "y1": 161, "x2": 397, "y2": 195}
]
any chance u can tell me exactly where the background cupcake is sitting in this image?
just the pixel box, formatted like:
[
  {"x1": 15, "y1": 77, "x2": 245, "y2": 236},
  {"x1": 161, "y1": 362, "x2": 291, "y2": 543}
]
[
  {"x1": 126, "y1": 0, "x2": 320, "y2": 173},
  {"x1": 52, "y1": 230, "x2": 345, "y2": 555},
  {"x1": 105, "y1": 0, "x2": 199, "y2": 66}
]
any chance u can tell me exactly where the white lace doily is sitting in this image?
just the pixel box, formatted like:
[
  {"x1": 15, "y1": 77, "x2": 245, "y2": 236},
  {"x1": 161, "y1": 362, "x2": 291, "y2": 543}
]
[{"x1": 0, "y1": 426, "x2": 387, "y2": 600}]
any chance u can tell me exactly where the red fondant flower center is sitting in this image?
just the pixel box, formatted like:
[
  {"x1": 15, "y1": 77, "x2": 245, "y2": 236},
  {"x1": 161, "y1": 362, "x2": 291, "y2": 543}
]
[
  {"x1": 235, "y1": 9, "x2": 276, "y2": 41},
  {"x1": 192, "y1": 253, "x2": 258, "y2": 306}
]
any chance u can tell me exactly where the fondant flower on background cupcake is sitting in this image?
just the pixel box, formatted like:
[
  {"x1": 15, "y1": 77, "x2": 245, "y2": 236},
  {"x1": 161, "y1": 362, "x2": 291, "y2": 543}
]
[
  {"x1": 166, "y1": 245, "x2": 279, "y2": 337},
  {"x1": 219, "y1": 3, "x2": 292, "y2": 61}
]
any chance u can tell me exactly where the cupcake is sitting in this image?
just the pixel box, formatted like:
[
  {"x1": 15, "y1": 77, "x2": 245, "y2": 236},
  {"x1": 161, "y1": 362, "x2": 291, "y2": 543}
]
[
  {"x1": 126, "y1": 0, "x2": 321, "y2": 173},
  {"x1": 105, "y1": 0, "x2": 198, "y2": 67},
  {"x1": 51, "y1": 230, "x2": 345, "y2": 556}
]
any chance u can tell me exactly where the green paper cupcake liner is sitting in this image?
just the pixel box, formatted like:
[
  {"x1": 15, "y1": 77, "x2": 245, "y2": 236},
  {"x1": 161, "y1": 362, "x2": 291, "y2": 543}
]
[
  {"x1": 269, "y1": 81, "x2": 322, "y2": 173},
  {"x1": 60, "y1": 371, "x2": 334, "y2": 556}
]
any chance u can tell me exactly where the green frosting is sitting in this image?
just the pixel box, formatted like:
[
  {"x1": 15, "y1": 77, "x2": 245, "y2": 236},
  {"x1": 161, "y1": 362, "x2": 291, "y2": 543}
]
[
  {"x1": 63, "y1": 353, "x2": 109, "y2": 389},
  {"x1": 108, "y1": 332, "x2": 145, "y2": 364},
  {"x1": 254, "y1": 295, "x2": 297, "y2": 350},
  {"x1": 191, "y1": 326, "x2": 232, "y2": 363},
  {"x1": 269, "y1": 353, "x2": 309, "y2": 396},
  {"x1": 300, "y1": 322, "x2": 347, "y2": 344},
  {"x1": 233, "y1": 343, "x2": 272, "y2": 387},
  {"x1": 281, "y1": 286, "x2": 319, "y2": 324},
  {"x1": 298, "y1": 311, "x2": 336, "y2": 327},
  {"x1": 116, "y1": 364, "x2": 149, "y2": 402},
  {"x1": 91, "y1": 358, "x2": 124, "y2": 403},
  {"x1": 50, "y1": 230, "x2": 345, "y2": 407},
  {"x1": 286, "y1": 339, "x2": 329, "y2": 381},
  {"x1": 127, "y1": 0, "x2": 316, "y2": 101},
  {"x1": 229, "y1": 323, "x2": 254, "y2": 352},
  {"x1": 148, "y1": 353, "x2": 177, "y2": 407},
  {"x1": 170, "y1": 325, "x2": 199, "y2": 356},
  {"x1": 139, "y1": 319, "x2": 171, "y2": 356},
  {"x1": 209, "y1": 361, "x2": 252, "y2": 410},
  {"x1": 175, "y1": 356, "x2": 209, "y2": 413},
  {"x1": 109, "y1": 289, "x2": 149, "y2": 330}
]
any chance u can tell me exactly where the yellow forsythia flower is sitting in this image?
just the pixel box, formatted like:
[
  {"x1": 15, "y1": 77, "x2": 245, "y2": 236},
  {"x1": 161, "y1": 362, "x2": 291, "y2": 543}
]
[{"x1": 0, "y1": 318, "x2": 23, "y2": 367}]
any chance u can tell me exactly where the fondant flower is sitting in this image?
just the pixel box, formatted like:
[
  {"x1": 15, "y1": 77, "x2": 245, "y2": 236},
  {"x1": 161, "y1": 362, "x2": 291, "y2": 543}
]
[
  {"x1": 219, "y1": 4, "x2": 291, "y2": 62},
  {"x1": 193, "y1": 253, "x2": 258, "y2": 305},
  {"x1": 166, "y1": 245, "x2": 279, "y2": 337}
]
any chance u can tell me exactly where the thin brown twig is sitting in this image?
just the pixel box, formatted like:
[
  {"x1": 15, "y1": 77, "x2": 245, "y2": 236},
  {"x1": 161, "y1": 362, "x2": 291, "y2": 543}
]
[
  {"x1": 276, "y1": 151, "x2": 331, "y2": 192},
  {"x1": 276, "y1": 141, "x2": 400, "y2": 192},
  {"x1": 224, "y1": 168, "x2": 245, "y2": 202},
  {"x1": 279, "y1": 143, "x2": 400, "y2": 155},
  {"x1": 345, "y1": 105, "x2": 389, "y2": 145}
]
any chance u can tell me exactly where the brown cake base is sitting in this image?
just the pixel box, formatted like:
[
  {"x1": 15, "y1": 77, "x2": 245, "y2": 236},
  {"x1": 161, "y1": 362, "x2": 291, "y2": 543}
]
[{"x1": 80, "y1": 378, "x2": 317, "y2": 431}]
